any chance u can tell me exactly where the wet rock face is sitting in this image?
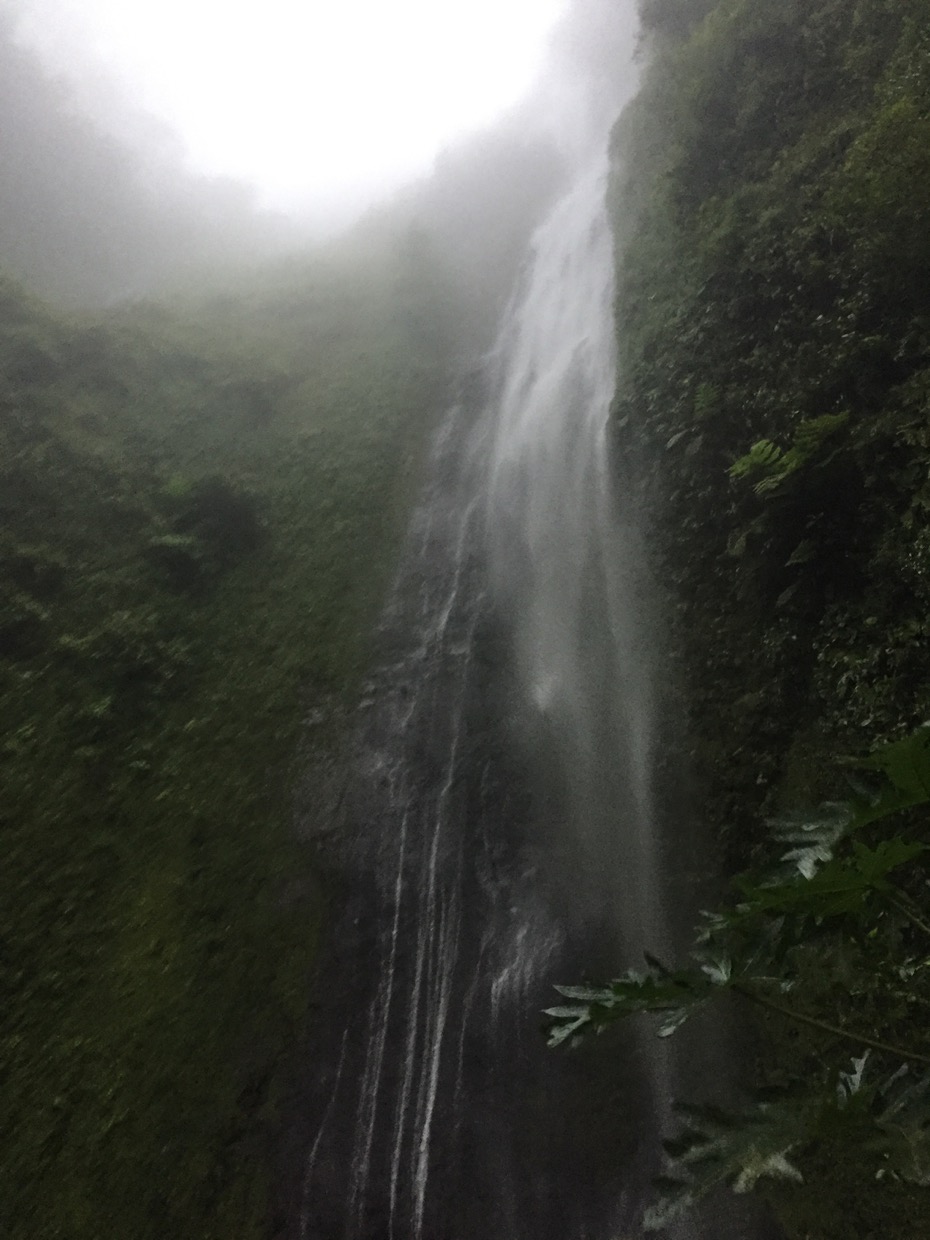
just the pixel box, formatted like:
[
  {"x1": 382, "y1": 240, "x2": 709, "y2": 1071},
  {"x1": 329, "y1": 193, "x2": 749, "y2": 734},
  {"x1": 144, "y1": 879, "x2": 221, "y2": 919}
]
[
  {"x1": 288, "y1": 582, "x2": 653, "y2": 1240},
  {"x1": 281, "y1": 349, "x2": 667, "y2": 1239},
  {"x1": 280, "y1": 30, "x2": 771, "y2": 1233},
  {"x1": 281, "y1": 92, "x2": 667, "y2": 1236}
]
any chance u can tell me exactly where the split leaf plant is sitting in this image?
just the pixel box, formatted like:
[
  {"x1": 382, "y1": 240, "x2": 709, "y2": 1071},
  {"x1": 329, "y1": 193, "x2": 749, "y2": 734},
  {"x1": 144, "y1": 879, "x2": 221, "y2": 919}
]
[{"x1": 547, "y1": 726, "x2": 930, "y2": 1228}]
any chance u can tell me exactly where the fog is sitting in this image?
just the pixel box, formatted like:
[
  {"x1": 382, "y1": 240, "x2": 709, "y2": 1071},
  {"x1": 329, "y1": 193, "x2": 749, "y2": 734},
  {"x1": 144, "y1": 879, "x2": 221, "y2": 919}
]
[
  {"x1": 0, "y1": 0, "x2": 636, "y2": 306},
  {"x1": 10, "y1": 0, "x2": 568, "y2": 213}
]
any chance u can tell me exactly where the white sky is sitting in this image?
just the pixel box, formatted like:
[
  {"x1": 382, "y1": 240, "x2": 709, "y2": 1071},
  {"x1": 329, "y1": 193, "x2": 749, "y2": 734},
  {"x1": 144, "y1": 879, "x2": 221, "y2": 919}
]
[{"x1": 13, "y1": 0, "x2": 569, "y2": 213}]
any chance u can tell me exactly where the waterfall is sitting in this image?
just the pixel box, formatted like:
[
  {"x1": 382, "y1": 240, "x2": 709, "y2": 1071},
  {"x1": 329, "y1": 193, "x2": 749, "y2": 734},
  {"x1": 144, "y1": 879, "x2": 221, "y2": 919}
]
[
  {"x1": 483, "y1": 148, "x2": 666, "y2": 962},
  {"x1": 291, "y1": 13, "x2": 748, "y2": 1238}
]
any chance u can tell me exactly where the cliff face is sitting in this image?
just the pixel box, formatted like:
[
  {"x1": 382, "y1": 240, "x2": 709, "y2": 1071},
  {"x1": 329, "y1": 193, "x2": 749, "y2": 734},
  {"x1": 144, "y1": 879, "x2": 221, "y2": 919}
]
[
  {"x1": 609, "y1": 1, "x2": 930, "y2": 1233},
  {"x1": 613, "y1": 0, "x2": 930, "y2": 852}
]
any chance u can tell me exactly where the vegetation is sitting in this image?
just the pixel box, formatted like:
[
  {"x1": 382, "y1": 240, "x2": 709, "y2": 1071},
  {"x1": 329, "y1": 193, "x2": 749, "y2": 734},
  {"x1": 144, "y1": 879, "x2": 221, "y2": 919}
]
[
  {"x1": 0, "y1": 233, "x2": 449, "y2": 1238},
  {"x1": 613, "y1": 0, "x2": 930, "y2": 831},
  {"x1": 550, "y1": 726, "x2": 930, "y2": 1229},
  {"x1": 0, "y1": 16, "x2": 564, "y2": 1230},
  {"x1": 601, "y1": 0, "x2": 930, "y2": 1233}
]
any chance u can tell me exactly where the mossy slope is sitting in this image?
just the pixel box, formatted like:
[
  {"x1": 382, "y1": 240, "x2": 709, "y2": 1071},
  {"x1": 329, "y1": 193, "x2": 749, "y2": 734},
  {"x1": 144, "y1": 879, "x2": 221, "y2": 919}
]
[{"x1": 0, "y1": 238, "x2": 448, "y2": 1238}]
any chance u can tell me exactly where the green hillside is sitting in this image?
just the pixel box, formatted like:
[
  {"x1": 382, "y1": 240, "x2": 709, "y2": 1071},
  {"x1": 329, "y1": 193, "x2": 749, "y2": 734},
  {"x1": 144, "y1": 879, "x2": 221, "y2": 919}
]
[{"x1": 0, "y1": 237, "x2": 448, "y2": 1238}]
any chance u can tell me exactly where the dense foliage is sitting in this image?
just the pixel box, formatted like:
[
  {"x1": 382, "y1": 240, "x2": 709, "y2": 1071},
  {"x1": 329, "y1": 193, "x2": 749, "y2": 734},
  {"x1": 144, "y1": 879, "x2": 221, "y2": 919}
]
[
  {"x1": 605, "y1": 0, "x2": 930, "y2": 1234},
  {"x1": 550, "y1": 727, "x2": 930, "y2": 1229},
  {"x1": 614, "y1": 0, "x2": 930, "y2": 841},
  {"x1": 0, "y1": 236, "x2": 448, "y2": 1238}
]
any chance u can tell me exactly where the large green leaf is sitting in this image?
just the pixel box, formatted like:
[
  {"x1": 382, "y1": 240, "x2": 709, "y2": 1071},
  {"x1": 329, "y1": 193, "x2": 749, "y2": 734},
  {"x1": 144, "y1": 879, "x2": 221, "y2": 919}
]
[
  {"x1": 547, "y1": 727, "x2": 930, "y2": 1228},
  {"x1": 848, "y1": 726, "x2": 930, "y2": 829},
  {"x1": 643, "y1": 1099, "x2": 809, "y2": 1232},
  {"x1": 872, "y1": 1066, "x2": 930, "y2": 1187},
  {"x1": 545, "y1": 963, "x2": 725, "y2": 1047},
  {"x1": 734, "y1": 839, "x2": 923, "y2": 924}
]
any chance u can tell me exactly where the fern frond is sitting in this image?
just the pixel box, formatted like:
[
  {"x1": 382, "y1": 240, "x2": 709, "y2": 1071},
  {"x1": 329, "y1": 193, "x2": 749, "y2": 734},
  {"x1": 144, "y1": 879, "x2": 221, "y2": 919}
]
[{"x1": 728, "y1": 438, "x2": 783, "y2": 481}]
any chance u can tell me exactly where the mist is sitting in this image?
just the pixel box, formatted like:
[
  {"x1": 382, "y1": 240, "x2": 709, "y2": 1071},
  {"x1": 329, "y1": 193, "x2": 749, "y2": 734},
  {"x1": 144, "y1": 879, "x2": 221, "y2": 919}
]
[
  {"x1": 0, "y1": 10, "x2": 302, "y2": 303},
  {"x1": 0, "y1": 0, "x2": 636, "y2": 309}
]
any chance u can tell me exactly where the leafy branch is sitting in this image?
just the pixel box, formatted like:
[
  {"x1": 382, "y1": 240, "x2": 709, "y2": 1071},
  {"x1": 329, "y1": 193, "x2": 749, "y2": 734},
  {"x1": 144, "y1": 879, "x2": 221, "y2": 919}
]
[{"x1": 546, "y1": 725, "x2": 930, "y2": 1226}]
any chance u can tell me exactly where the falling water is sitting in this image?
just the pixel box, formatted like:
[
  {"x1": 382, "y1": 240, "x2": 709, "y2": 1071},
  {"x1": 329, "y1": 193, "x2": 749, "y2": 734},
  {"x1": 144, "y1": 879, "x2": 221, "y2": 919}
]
[
  {"x1": 291, "y1": 12, "x2": 758, "y2": 1238},
  {"x1": 484, "y1": 147, "x2": 666, "y2": 962}
]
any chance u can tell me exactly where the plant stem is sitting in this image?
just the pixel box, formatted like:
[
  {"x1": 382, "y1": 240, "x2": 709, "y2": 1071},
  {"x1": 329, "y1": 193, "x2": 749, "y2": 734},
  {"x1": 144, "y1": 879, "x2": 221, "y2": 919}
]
[
  {"x1": 732, "y1": 982, "x2": 930, "y2": 1065},
  {"x1": 887, "y1": 890, "x2": 930, "y2": 939}
]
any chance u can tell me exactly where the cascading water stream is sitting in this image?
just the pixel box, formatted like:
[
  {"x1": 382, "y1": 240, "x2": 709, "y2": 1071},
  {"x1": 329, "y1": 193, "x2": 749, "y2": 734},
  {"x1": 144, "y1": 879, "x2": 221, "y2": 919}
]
[
  {"x1": 483, "y1": 147, "x2": 667, "y2": 964},
  {"x1": 292, "y1": 23, "x2": 761, "y2": 1237}
]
